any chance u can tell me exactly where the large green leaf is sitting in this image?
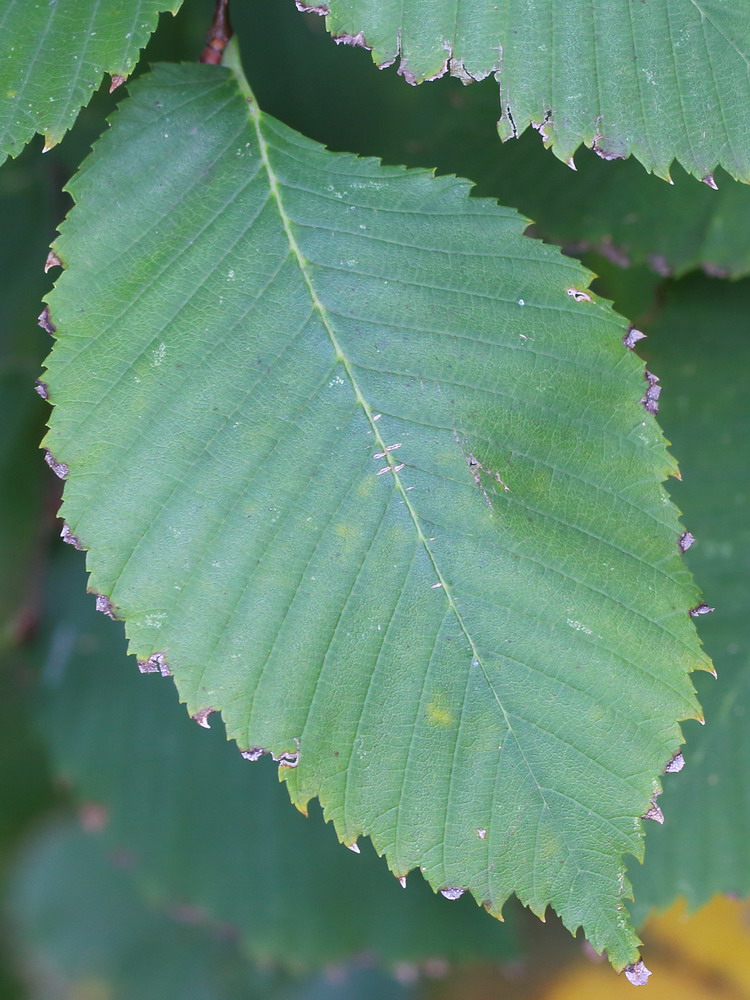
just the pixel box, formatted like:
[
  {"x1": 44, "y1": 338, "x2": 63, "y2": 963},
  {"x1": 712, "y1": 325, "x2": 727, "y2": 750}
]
[
  {"x1": 42, "y1": 50, "x2": 710, "y2": 972},
  {"x1": 316, "y1": 0, "x2": 750, "y2": 183},
  {"x1": 0, "y1": 0, "x2": 182, "y2": 163},
  {"x1": 626, "y1": 275, "x2": 750, "y2": 917},
  {"x1": 36, "y1": 546, "x2": 520, "y2": 969}
]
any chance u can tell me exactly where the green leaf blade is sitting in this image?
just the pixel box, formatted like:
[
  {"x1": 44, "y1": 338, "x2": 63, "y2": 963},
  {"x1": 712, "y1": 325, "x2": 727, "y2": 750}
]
[
  {"x1": 0, "y1": 0, "x2": 182, "y2": 162},
  {"x1": 320, "y1": 0, "x2": 750, "y2": 183},
  {"x1": 44, "y1": 59, "x2": 709, "y2": 968}
]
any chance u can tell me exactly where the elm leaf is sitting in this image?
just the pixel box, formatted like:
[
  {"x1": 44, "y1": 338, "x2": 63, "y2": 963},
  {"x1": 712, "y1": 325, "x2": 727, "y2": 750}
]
[{"x1": 42, "y1": 47, "x2": 710, "y2": 971}]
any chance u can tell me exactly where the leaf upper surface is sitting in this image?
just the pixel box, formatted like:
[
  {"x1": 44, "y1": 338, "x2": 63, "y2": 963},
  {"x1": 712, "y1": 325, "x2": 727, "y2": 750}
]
[
  {"x1": 318, "y1": 0, "x2": 750, "y2": 183},
  {"x1": 0, "y1": 0, "x2": 182, "y2": 163},
  {"x1": 43, "y1": 58, "x2": 710, "y2": 968}
]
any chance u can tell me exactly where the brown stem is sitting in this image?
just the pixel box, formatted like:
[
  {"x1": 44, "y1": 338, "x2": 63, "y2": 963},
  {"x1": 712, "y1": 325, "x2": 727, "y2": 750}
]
[{"x1": 200, "y1": 0, "x2": 233, "y2": 65}]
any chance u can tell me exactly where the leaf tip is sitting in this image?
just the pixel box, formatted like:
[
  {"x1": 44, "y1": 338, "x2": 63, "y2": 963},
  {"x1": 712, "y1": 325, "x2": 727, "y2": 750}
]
[
  {"x1": 109, "y1": 74, "x2": 127, "y2": 94},
  {"x1": 624, "y1": 959, "x2": 651, "y2": 986},
  {"x1": 191, "y1": 707, "x2": 216, "y2": 729}
]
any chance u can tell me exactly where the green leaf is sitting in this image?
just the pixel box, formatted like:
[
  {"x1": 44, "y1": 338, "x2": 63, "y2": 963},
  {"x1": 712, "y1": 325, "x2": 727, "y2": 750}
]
[
  {"x1": 0, "y1": 0, "x2": 182, "y2": 163},
  {"x1": 626, "y1": 275, "x2": 750, "y2": 916},
  {"x1": 43, "y1": 53, "x2": 710, "y2": 970},
  {"x1": 36, "y1": 546, "x2": 521, "y2": 969},
  {"x1": 317, "y1": 0, "x2": 750, "y2": 183}
]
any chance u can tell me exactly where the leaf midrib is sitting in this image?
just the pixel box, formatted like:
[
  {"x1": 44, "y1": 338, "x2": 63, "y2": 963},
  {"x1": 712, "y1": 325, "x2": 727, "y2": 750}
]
[{"x1": 242, "y1": 77, "x2": 579, "y2": 875}]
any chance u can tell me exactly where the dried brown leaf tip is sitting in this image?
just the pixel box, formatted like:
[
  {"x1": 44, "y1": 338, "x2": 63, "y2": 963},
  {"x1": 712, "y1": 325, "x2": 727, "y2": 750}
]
[
  {"x1": 664, "y1": 751, "x2": 685, "y2": 774},
  {"x1": 641, "y1": 371, "x2": 661, "y2": 415},
  {"x1": 137, "y1": 652, "x2": 171, "y2": 676},
  {"x1": 333, "y1": 32, "x2": 371, "y2": 49},
  {"x1": 689, "y1": 602, "x2": 715, "y2": 618},
  {"x1": 45, "y1": 451, "x2": 69, "y2": 479},
  {"x1": 192, "y1": 707, "x2": 215, "y2": 728},
  {"x1": 701, "y1": 174, "x2": 719, "y2": 190},
  {"x1": 624, "y1": 960, "x2": 651, "y2": 986},
  {"x1": 60, "y1": 523, "x2": 82, "y2": 550},
  {"x1": 295, "y1": 0, "x2": 329, "y2": 12},
  {"x1": 44, "y1": 250, "x2": 63, "y2": 273},
  {"x1": 642, "y1": 799, "x2": 664, "y2": 824},
  {"x1": 95, "y1": 595, "x2": 118, "y2": 620},
  {"x1": 679, "y1": 531, "x2": 695, "y2": 553},
  {"x1": 439, "y1": 887, "x2": 466, "y2": 900},
  {"x1": 38, "y1": 306, "x2": 56, "y2": 335},
  {"x1": 240, "y1": 747, "x2": 266, "y2": 762},
  {"x1": 34, "y1": 380, "x2": 49, "y2": 400},
  {"x1": 622, "y1": 328, "x2": 646, "y2": 350},
  {"x1": 109, "y1": 74, "x2": 127, "y2": 93}
]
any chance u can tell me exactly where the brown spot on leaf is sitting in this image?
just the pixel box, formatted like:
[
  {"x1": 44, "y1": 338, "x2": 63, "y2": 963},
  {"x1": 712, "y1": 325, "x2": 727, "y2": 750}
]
[
  {"x1": 567, "y1": 288, "x2": 592, "y2": 303},
  {"x1": 241, "y1": 747, "x2": 266, "y2": 762}
]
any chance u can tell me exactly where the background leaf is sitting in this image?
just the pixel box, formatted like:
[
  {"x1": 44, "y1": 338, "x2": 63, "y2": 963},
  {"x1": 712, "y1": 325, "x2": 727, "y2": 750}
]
[
  {"x1": 42, "y1": 56, "x2": 709, "y2": 968},
  {"x1": 8, "y1": 822, "x2": 421, "y2": 1000},
  {"x1": 319, "y1": 0, "x2": 750, "y2": 183},
  {"x1": 0, "y1": 0, "x2": 183, "y2": 163}
]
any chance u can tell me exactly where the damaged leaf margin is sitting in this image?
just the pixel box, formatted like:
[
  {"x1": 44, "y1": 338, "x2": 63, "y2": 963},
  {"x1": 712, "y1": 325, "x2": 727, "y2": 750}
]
[{"x1": 306, "y1": 0, "x2": 750, "y2": 184}]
